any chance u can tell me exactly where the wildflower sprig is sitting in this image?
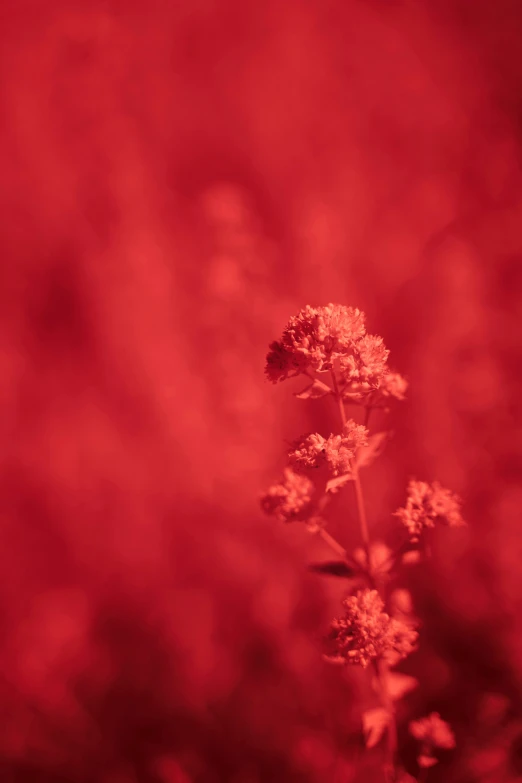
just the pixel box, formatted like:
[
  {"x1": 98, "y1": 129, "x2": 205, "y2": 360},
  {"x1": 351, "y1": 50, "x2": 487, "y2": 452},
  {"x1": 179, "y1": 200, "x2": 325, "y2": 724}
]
[{"x1": 261, "y1": 304, "x2": 464, "y2": 782}]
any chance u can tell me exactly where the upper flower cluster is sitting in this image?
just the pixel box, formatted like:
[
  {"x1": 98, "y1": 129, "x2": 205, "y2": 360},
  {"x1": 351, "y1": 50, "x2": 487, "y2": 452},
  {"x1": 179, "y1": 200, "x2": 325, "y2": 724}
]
[
  {"x1": 289, "y1": 420, "x2": 369, "y2": 476},
  {"x1": 326, "y1": 589, "x2": 418, "y2": 668},
  {"x1": 395, "y1": 480, "x2": 466, "y2": 542},
  {"x1": 266, "y1": 304, "x2": 367, "y2": 379},
  {"x1": 265, "y1": 303, "x2": 408, "y2": 405},
  {"x1": 260, "y1": 467, "x2": 314, "y2": 523}
]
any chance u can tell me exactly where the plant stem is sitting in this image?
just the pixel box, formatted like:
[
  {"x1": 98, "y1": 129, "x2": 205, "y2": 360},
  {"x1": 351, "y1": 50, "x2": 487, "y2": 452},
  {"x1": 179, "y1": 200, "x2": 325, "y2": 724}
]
[
  {"x1": 331, "y1": 371, "x2": 347, "y2": 427},
  {"x1": 375, "y1": 658, "x2": 398, "y2": 783},
  {"x1": 332, "y1": 371, "x2": 398, "y2": 782},
  {"x1": 318, "y1": 527, "x2": 348, "y2": 559},
  {"x1": 353, "y1": 470, "x2": 371, "y2": 560}
]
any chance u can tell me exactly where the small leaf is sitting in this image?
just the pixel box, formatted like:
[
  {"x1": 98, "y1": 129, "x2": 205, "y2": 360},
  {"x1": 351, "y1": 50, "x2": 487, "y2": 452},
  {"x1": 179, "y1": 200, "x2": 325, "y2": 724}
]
[
  {"x1": 342, "y1": 390, "x2": 365, "y2": 402},
  {"x1": 418, "y1": 755, "x2": 438, "y2": 768},
  {"x1": 362, "y1": 707, "x2": 390, "y2": 749},
  {"x1": 294, "y1": 379, "x2": 332, "y2": 400},
  {"x1": 354, "y1": 431, "x2": 391, "y2": 470},
  {"x1": 389, "y1": 588, "x2": 414, "y2": 617},
  {"x1": 353, "y1": 541, "x2": 394, "y2": 578},
  {"x1": 326, "y1": 473, "x2": 353, "y2": 493},
  {"x1": 308, "y1": 561, "x2": 355, "y2": 578},
  {"x1": 385, "y1": 672, "x2": 419, "y2": 701},
  {"x1": 371, "y1": 672, "x2": 418, "y2": 701},
  {"x1": 322, "y1": 654, "x2": 346, "y2": 666}
]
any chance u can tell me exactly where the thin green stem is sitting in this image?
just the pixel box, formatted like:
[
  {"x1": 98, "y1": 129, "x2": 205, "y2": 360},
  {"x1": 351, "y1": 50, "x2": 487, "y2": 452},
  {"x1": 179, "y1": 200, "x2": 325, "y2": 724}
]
[
  {"x1": 332, "y1": 371, "x2": 398, "y2": 783},
  {"x1": 353, "y1": 471, "x2": 371, "y2": 557},
  {"x1": 375, "y1": 658, "x2": 398, "y2": 783},
  {"x1": 331, "y1": 371, "x2": 347, "y2": 427},
  {"x1": 315, "y1": 527, "x2": 360, "y2": 572},
  {"x1": 318, "y1": 527, "x2": 348, "y2": 559}
]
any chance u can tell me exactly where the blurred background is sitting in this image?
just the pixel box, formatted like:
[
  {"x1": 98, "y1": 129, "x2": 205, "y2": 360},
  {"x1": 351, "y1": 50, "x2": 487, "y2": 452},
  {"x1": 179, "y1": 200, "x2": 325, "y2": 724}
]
[{"x1": 0, "y1": 0, "x2": 521, "y2": 781}]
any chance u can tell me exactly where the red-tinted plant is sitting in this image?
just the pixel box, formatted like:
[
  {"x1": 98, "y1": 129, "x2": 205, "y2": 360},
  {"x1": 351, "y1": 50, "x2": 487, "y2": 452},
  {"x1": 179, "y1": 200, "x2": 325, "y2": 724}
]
[{"x1": 261, "y1": 304, "x2": 465, "y2": 782}]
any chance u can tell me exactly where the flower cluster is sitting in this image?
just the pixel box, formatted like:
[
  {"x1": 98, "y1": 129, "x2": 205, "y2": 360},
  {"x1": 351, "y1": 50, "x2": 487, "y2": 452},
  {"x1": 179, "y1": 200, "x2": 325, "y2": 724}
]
[
  {"x1": 260, "y1": 467, "x2": 314, "y2": 523},
  {"x1": 394, "y1": 479, "x2": 466, "y2": 542},
  {"x1": 266, "y1": 304, "x2": 373, "y2": 381},
  {"x1": 288, "y1": 421, "x2": 369, "y2": 476},
  {"x1": 326, "y1": 589, "x2": 418, "y2": 668},
  {"x1": 409, "y1": 712, "x2": 456, "y2": 768},
  {"x1": 378, "y1": 372, "x2": 409, "y2": 402},
  {"x1": 338, "y1": 334, "x2": 389, "y2": 391}
]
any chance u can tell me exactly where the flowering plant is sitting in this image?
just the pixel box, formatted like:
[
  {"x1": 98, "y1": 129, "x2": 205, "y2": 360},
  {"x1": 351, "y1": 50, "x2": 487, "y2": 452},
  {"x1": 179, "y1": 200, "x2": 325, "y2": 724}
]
[{"x1": 261, "y1": 304, "x2": 466, "y2": 782}]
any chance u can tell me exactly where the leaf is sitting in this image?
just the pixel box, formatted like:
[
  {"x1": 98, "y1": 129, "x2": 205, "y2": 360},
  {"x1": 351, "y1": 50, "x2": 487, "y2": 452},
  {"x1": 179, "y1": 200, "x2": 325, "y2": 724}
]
[
  {"x1": 362, "y1": 707, "x2": 390, "y2": 749},
  {"x1": 371, "y1": 672, "x2": 418, "y2": 701},
  {"x1": 326, "y1": 473, "x2": 353, "y2": 493},
  {"x1": 389, "y1": 588, "x2": 414, "y2": 617},
  {"x1": 294, "y1": 379, "x2": 332, "y2": 400},
  {"x1": 384, "y1": 672, "x2": 419, "y2": 701},
  {"x1": 353, "y1": 541, "x2": 394, "y2": 578},
  {"x1": 322, "y1": 654, "x2": 346, "y2": 666},
  {"x1": 342, "y1": 390, "x2": 365, "y2": 402},
  {"x1": 354, "y1": 432, "x2": 391, "y2": 470},
  {"x1": 308, "y1": 561, "x2": 355, "y2": 578}
]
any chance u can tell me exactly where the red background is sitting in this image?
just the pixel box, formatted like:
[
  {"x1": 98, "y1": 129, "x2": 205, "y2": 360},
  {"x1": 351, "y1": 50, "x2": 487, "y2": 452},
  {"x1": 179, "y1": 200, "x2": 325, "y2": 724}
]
[{"x1": 0, "y1": 1, "x2": 521, "y2": 781}]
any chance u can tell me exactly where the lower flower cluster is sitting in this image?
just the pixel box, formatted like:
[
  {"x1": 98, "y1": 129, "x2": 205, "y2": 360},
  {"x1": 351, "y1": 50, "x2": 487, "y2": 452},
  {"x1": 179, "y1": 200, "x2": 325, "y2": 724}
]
[{"x1": 325, "y1": 589, "x2": 418, "y2": 668}]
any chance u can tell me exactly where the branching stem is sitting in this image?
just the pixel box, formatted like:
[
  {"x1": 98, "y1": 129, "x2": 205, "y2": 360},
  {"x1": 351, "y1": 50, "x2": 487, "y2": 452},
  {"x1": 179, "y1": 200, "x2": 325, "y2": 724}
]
[
  {"x1": 332, "y1": 370, "x2": 398, "y2": 783},
  {"x1": 330, "y1": 371, "x2": 347, "y2": 427},
  {"x1": 317, "y1": 527, "x2": 348, "y2": 559}
]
